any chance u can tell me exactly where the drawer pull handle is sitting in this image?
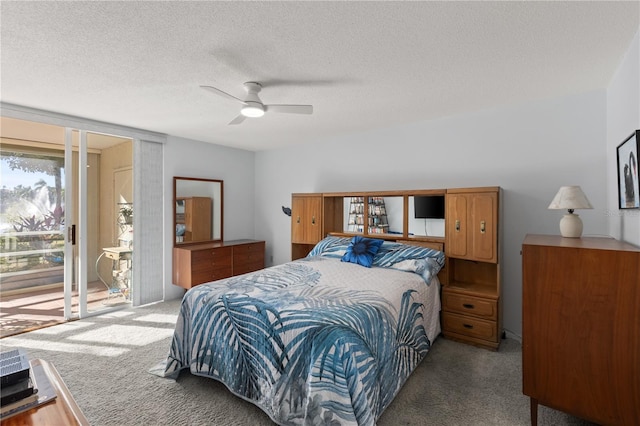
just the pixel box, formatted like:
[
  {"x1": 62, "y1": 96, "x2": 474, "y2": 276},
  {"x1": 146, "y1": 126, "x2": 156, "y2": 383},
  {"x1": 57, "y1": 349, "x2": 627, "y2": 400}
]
[
  {"x1": 297, "y1": 216, "x2": 300, "y2": 224},
  {"x1": 463, "y1": 324, "x2": 474, "y2": 329},
  {"x1": 311, "y1": 216, "x2": 316, "y2": 225},
  {"x1": 480, "y1": 220, "x2": 486, "y2": 234},
  {"x1": 455, "y1": 219, "x2": 460, "y2": 232},
  {"x1": 463, "y1": 303, "x2": 475, "y2": 309}
]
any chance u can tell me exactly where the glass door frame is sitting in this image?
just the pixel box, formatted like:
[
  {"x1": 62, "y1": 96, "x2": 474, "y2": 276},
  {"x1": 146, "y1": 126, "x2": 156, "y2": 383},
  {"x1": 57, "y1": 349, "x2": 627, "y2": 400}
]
[
  {"x1": 63, "y1": 128, "x2": 92, "y2": 318},
  {"x1": 64, "y1": 128, "x2": 131, "y2": 319}
]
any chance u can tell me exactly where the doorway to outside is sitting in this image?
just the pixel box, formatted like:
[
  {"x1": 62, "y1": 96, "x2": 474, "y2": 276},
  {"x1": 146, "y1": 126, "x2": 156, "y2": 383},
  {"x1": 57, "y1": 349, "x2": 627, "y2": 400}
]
[{"x1": 0, "y1": 117, "x2": 134, "y2": 338}]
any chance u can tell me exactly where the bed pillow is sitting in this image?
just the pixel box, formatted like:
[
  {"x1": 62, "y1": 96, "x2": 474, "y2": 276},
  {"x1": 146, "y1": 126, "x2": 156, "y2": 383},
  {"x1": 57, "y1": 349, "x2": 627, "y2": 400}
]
[
  {"x1": 341, "y1": 236, "x2": 384, "y2": 268},
  {"x1": 307, "y1": 235, "x2": 353, "y2": 258},
  {"x1": 373, "y1": 241, "x2": 445, "y2": 284}
]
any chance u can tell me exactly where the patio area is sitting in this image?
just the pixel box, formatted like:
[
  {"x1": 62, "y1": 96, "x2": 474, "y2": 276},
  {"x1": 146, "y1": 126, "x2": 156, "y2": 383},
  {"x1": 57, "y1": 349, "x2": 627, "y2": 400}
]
[{"x1": 0, "y1": 281, "x2": 130, "y2": 338}]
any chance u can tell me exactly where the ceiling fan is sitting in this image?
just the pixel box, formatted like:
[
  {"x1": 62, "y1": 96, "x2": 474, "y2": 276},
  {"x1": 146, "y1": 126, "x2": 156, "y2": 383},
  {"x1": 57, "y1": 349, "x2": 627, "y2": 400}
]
[{"x1": 200, "y1": 82, "x2": 313, "y2": 125}]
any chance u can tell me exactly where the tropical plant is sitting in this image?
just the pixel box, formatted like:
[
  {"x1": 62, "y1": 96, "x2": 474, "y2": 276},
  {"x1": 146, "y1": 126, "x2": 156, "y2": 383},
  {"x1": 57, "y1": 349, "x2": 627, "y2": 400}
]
[
  {"x1": 119, "y1": 205, "x2": 133, "y2": 224},
  {"x1": 2, "y1": 152, "x2": 64, "y2": 215}
]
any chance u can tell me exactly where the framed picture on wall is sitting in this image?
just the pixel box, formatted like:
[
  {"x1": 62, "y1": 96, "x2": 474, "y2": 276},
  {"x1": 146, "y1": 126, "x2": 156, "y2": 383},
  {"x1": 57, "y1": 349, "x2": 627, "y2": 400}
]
[{"x1": 617, "y1": 130, "x2": 640, "y2": 209}]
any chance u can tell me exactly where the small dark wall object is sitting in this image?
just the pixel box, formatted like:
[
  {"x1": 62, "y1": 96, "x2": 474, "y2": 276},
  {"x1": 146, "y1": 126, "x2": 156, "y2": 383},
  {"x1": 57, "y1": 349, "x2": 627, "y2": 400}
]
[
  {"x1": 282, "y1": 206, "x2": 292, "y2": 216},
  {"x1": 414, "y1": 195, "x2": 445, "y2": 219}
]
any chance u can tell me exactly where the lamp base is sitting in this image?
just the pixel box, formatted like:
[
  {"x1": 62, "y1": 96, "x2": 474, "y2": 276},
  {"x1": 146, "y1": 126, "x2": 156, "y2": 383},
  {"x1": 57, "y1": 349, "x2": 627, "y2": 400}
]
[{"x1": 559, "y1": 213, "x2": 583, "y2": 238}]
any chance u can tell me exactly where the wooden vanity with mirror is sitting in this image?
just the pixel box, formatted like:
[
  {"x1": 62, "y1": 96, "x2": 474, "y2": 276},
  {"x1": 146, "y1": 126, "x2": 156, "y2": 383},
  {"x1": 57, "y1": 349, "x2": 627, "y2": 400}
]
[{"x1": 172, "y1": 176, "x2": 265, "y2": 289}]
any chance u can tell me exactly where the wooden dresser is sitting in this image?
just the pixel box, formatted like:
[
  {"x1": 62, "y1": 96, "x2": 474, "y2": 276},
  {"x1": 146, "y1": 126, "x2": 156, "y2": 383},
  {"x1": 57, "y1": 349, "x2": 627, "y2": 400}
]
[
  {"x1": 173, "y1": 239, "x2": 265, "y2": 289},
  {"x1": 522, "y1": 234, "x2": 640, "y2": 426}
]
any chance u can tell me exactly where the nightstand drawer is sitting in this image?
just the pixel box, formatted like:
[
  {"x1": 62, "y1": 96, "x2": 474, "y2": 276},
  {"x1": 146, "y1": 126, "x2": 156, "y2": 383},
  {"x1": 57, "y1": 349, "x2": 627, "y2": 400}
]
[
  {"x1": 442, "y1": 292, "x2": 497, "y2": 320},
  {"x1": 442, "y1": 312, "x2": 497, "y2": 342}
]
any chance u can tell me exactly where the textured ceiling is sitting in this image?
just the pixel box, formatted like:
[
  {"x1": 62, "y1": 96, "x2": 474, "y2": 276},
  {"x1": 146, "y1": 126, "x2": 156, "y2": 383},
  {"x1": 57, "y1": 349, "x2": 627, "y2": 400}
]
[{"x1": 1, "y1": 1, "x2": 638, "y2": 151}]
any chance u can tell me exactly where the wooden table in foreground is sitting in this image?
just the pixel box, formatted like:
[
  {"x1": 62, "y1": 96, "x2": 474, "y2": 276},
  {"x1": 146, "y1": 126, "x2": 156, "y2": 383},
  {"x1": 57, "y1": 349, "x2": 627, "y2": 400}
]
[{"x1": 1, "y1": 359, "x2": 89, "y2": 426}]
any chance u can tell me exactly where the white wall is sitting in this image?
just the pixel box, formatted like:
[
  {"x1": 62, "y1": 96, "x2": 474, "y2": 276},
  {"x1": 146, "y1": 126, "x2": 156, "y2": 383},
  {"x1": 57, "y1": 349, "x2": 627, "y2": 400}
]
[
  {"x1": 163, "y1": 135, "x2": 255, "y2": 300},
  {"x1": 254, "y1": 90, "x2": 609, "y2": 339},
  {"x1": 607, "y1": 30, "x2": 640, "y2": 246}
]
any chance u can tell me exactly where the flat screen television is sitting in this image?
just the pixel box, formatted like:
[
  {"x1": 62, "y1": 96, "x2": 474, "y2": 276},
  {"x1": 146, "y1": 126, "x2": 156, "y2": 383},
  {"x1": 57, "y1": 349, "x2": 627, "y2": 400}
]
[{"x1": 414, "y1": 195, "x2": 445, "y2": 219}]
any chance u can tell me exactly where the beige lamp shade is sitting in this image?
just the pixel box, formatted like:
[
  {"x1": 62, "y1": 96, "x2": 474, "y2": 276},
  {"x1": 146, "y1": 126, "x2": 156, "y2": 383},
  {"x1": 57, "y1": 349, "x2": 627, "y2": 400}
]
[
  {"x1": 548, "y1": 186, "x2": 593, "y2": 238},
  {"x1": 548, "y1": 186, "x2": 593, "y2": 210}
]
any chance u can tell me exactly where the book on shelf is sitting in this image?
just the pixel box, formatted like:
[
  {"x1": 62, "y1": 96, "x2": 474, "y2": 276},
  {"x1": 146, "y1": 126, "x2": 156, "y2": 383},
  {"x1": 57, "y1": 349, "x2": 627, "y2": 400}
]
[{"x1": 0, "y1": 356, "x2": 57, "y2": 420}]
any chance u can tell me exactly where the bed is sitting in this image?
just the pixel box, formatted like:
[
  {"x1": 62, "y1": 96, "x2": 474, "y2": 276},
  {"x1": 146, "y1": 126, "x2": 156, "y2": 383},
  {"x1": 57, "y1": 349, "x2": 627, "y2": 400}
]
[{"x1": 159, "y1": 235, "x2": 445, "y2": 425}]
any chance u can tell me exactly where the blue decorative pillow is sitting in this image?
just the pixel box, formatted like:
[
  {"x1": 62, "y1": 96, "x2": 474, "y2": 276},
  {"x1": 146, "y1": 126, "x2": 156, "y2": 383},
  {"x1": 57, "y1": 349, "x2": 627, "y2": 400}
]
[{"x1": 341, "y1": 236, "x2": 384, "y2": 268}]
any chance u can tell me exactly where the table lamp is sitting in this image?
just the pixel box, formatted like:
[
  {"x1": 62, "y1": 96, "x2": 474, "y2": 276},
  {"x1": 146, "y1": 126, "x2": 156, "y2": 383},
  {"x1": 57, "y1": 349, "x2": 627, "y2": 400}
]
[{"x1": 548, "y1": 186, "x2": 593, "y2": 238}]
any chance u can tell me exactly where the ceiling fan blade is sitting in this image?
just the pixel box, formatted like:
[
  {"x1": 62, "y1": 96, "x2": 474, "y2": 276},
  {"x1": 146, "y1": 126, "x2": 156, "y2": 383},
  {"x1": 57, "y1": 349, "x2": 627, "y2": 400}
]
[
  {"x1": 201, "y1": 85, "x2": 246, "y2": 104},
  {"x1": 228, "y1": 114, "x2": 247, "y2": 125},
  {"x1": 265, "y1": 104, "x2": 313, "y2": 115}
]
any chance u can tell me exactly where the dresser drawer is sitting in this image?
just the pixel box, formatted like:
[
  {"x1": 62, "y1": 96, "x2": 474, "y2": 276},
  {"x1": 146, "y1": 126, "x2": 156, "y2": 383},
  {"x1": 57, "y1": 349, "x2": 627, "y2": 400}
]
[
  {"x1": 234, "y1": 260, "x2": 264, "y2": 276},
  {"x1": 191, "y1": 267, "x2": 233, "y2": 285},
  {"x1": 233, "y1": 251, "x2": 264, "y2": 269},
  {"x1": 191, "y1": 247, "x2": 233, "y2": 264},
  {"x1": 232, "y1": 242, "x2": 265, "y2": 274},
  {"x1": 191, "y1": 248, "x2": 232, "y2": 273},
  {"x1": 233, "y1": 242, "x2": 265, "y2": 257},
  {"x1": 442, "y1": 291, "x2": 497, "y2": 320},
  {"x1": 442, "y1": 312, "x2": 497, "y2": 342}
]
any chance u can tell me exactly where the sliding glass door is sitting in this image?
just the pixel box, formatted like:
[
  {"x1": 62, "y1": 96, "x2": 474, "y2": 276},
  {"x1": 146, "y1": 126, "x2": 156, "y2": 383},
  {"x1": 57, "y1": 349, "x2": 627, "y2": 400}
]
[
  {"x1": 66, "y1": 129, "x2": 134, "y2": 318},
  {"x1": 0, "y1": 139, "x2": 66, "y2": 321},
  {"x1": 0, "y1": 117, "x2": 133, "y2": 333}
]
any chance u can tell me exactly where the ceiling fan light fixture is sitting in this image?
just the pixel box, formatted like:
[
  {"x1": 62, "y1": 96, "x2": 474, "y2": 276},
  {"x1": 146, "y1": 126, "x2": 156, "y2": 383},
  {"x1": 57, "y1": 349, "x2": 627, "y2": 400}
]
[
  {"x1": 201, "y1": 82, "x2": 313, "y2": 125},
  {"x1": 241, "y1": 102, "x2": 265, "y2": 118}
]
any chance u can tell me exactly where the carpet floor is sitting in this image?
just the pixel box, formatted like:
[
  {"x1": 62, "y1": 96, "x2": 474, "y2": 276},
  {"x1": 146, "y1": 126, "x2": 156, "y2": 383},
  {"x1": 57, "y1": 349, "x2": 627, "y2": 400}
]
[{"x1": 0, "y1": 299, "x2": 596, "y2": 425}]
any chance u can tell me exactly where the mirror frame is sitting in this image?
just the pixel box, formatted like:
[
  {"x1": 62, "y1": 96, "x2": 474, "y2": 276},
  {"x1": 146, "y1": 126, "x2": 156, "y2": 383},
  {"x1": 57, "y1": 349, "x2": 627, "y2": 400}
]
[{"x1": 173, "y1": 176, "x2": 224, "y2": 246}]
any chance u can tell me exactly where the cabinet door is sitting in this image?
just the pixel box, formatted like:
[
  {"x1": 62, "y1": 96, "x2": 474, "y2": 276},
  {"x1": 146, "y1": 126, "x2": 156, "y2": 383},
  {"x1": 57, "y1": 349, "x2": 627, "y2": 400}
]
[
  {"x1": 470, "y1": 192, "x2": 497, "y2": 263},
  {"x1": 446, "y1": 192, "x2": 498, "y2": 263},
  {"x1": 291, "y1": 196, "x2": 305, "y2": 243},
  {"x1": 304, "y1": 196, "x2": 322, "y2": 243},
  {"x1": 446, "y1": 194, "x2": 468, "y2": 258},
  {"x1": 291, "y1": 195, "x2": 322, "y2": 244}
]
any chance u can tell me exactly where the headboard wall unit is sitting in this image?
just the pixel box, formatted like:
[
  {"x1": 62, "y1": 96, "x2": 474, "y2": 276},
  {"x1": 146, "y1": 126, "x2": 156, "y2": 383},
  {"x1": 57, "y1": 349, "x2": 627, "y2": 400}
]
[{"x1": 291, "y1": 186, "x2": 502, "y2": 350}]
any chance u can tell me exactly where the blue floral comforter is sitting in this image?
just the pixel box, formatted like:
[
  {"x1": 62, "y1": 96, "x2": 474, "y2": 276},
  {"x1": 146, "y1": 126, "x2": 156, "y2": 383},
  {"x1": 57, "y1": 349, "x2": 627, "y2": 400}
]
[{"x1": 162, "y1": 240, "x2": 443, "y2": 425}]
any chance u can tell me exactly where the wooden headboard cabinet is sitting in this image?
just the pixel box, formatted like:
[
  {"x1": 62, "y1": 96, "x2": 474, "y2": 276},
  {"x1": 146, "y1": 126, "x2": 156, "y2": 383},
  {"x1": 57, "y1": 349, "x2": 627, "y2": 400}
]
[{"x1": 291, "y1": 187, "x2": 502, "y2": 350}]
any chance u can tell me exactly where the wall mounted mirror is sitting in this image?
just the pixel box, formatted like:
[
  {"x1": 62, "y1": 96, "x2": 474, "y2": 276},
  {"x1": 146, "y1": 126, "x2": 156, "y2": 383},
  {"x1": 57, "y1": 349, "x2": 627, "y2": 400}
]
[{"x1": 174, "y1": 176, "x2": 223, "y2": 245}]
